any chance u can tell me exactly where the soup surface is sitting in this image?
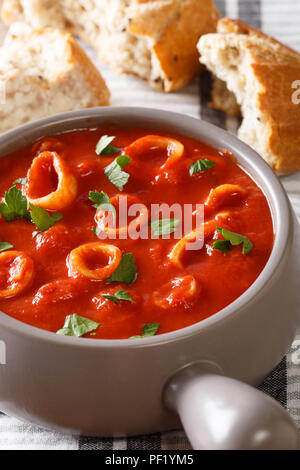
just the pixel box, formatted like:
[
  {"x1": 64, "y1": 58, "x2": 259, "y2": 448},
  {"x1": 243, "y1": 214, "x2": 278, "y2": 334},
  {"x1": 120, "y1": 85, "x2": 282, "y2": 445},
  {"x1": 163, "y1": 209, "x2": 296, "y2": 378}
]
[{"x1": 0, "y1": 127, "x2": 274, "y2": 339}]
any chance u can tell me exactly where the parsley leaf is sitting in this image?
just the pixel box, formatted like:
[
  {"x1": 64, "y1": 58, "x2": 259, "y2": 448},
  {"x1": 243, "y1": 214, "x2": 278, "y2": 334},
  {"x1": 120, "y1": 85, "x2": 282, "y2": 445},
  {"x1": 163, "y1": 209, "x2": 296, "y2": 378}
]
[
  {"x1": 95, "y1": 135, "x2": 121, "y2": 156},
  {"x1": 216, "y1": 227, "x2": 254, "y2": 255},
  {"x1": 92, "y1": 226, "x2": 101, "y2": 237},
  {"x1": 107, "y1": 251, "x2": 137, "y2": 285},
  {"x1": 89, "y1": 190, "x2": 116, "y2": 216},
  {"x1": 102, "y1": 290, "x2": 133, "y2": 305},
  {"x1": 29, "y1": 203, "x2": 62, "y2": 232},
  {"x1": 104, "y1": 155, "x2": 131, "y2": 191},
  {"x1": 0, "y1": 240, "x2": 13, "y2": 252},
  {"x1": 0, "y1": 186, "x2": 30, "y2": 221},
  {"x1": 131, "y1": 323, "x2": 160, "y2": 339},
  {"x1": 212, "y1": 239, "x2": 231, "y2": 254},
  {"x1": 190, "y1": 159, "x2": 216, "y2": 175},
  {"x1": 56, "y1": 314, "x2": 100, "y2": 337},
  {"x1": 13, "y1": 177, "x2": 27, "y2": 185},
  {"x1": 151, "y1": 219, "x2": 179, "y2": 236}
]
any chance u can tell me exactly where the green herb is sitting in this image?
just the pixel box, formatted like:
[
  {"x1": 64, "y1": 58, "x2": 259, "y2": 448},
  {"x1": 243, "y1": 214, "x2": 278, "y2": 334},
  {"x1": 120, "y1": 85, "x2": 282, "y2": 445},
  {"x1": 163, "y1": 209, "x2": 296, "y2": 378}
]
[
  {"x1": 190, "y1": 159, "x2": 216, "y2": 175},
  {"x1": 0, "y1": 240, "x2": 13, "y2": 252},
  {"x1": 89, "y1": 190, "x2": 116, "y2": 216},
  {"x1": 0, "y1": 186, "x2": 62, "y2": 234},
  {"x1": 0, "y1": 186, "x2": 30, "y2": 222},
  {"x1": 151, "y1": 219, "x2": 180, "y2": 236},
  {"x1": 131, "y1": 323, "x2": 160, "y2": 339},
  {"x1": 29, "y1": 203, "x2": 62, "y2": 233},
  {"x1": 13, "y1": 177, "x2": 27, "y2": 185},
  {"x1": 92, "y1": 226, "x2": 101, "y2": 237},
  {"x1": 56, "y1": 314, "x2": 100, "y2": 337},
  {"x1": 104, "y1": 155, "x2": 131, "y2": 191},
  {"x1": 215, "y1": 227, "x2": 253, "y2": 255},
  {"x1": 107, "y1": 251, "x2": 137, "y2": 285},
  {"x1": 102, "y1": 290, "x2": 133, "y2": 305},
  {"x1": 95, "y1": 135, "x2": 121, "y2": 156},
  {"x1": 212, "y1": 239, "x2": 231, "y2": 254}
]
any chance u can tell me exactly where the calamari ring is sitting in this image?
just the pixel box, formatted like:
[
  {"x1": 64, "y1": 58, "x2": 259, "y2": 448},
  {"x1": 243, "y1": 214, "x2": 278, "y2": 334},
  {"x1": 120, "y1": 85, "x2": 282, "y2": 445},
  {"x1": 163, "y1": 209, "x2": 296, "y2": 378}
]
[
  {"x1": 33, "y1": 278, "x2": 88, "y2": 306},
  {"x1": 169, "y1": 219, "x2": 219, "y2": 268},
  {"x1": 125, "y1": 135, "x2": 184, "y2": 176},
  {"x1": 169, "y1": 212, "x2": 232, "y2": 268},
  {"x1": 68, "y1": 243, "x2": 122, "y2": 280},
  {"x1": 0, "y1": 251, "x2": 34, "y2": 299},
  {"x1": 152, "y1": 275, "x2": 198, "y2": 310},
  {"x1": 25, "y1": 151, "x2": 78, "y2": 211},
  {"x1": 205, "y1": 184, "x2": 247, "y2": 211},
  {"x1": 95, "y1": 194, "x2": 148, "y2": 237},
  {"x1": 31, "y1": 137, "x2": 64, "y2": 156}
]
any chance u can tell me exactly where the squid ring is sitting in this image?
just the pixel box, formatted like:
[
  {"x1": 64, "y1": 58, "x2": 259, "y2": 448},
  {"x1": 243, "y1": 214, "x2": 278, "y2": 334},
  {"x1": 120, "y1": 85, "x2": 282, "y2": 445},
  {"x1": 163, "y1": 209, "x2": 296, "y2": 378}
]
[
  {"x1": 31, "y1": 137, "x2": 64, "y2": 156},
  {"x1": 169, "y1": 219, "x2": 218, "y2": 268},
  {"x1": 205, "y1": 184, "x2": 247, "y2": 211},
  {"x1": 169, "y1": 212, "x2": 233, "y2": 268},
  {"x1": 0, "y1": 251, "x2": 34, "y2": 299},
  {"x1": 95, "y1": 194, "x2": 148, "y2": 238},
  {"x1": 68, "y1": 243, "x2": 122, "y2": 280},
  {"x1": 152, "y1": 275, "x2": 198, "y2": 310},
  {"x1": 126, "y1": 135, "x2": 184, "y2": 170},
  {"x1": 25, "y1": 151, "x2": 78, "y2": 211}
]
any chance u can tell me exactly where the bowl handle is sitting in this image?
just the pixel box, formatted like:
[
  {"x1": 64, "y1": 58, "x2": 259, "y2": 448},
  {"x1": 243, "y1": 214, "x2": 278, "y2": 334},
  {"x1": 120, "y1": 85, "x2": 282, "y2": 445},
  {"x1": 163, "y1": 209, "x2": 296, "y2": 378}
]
[{"x1": 164, "y1": 362, "x2": 300, "y2": 450}]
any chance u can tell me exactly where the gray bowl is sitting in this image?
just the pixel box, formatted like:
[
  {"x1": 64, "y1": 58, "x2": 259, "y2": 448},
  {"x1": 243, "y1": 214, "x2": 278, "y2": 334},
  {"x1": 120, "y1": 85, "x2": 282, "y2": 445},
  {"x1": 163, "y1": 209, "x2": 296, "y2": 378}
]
[{"x1": 0, "y1": 107, "x2": 299, "y2": 450}]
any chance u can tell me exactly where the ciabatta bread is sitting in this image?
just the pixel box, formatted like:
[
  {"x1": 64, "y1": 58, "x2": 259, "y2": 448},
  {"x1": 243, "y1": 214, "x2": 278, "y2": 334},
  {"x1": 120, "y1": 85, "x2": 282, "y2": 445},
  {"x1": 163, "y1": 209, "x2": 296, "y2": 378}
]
[
  {"x1": 198, "y1": 18, "x2": 300, "y2": 175},
  {"x1": 0, "y1": 28, "x2": 110, "y2": 134},
  {"x1": 1, "y1": 0, "x2": 220, "y2": 92}
]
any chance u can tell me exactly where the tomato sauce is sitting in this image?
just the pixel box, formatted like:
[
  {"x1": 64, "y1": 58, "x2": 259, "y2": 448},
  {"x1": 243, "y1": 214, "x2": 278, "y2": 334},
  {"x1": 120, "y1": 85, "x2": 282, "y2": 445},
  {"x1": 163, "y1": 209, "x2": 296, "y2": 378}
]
[{"x1": 0, "y1": 127, "x2": 274, "y2": 339}]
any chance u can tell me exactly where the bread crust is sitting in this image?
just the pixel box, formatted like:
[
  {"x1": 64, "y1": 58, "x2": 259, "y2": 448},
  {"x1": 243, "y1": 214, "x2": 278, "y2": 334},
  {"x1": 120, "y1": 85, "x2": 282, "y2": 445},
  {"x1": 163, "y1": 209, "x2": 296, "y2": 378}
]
[
  {"x1": 0, "y1": 28, "x2": 110, "y2": 133},
  {"x1": 1, "y1": 0, "x2": 220, "y2": 92},
  {"x1": 128, "y1": 0, "x2": 219, "y2": 91},
  {"x1": 199, "y1": 18, "x2": 300, "y2": 175},
  {"x1": 64, "y1": 31, "x2": 110, "y2": 106}
]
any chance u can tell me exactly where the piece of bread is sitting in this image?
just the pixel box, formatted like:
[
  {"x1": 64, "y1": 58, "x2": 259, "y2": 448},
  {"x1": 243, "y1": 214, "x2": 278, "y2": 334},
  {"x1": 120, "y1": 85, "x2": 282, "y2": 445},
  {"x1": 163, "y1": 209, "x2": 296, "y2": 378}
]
[
  {"x1": 210, "y1": 76, "x2": 241, "y2": 116},
  {"x1": 1, "y1": 0, "x2": 220, "y2": 92},
  {"x1": 0, "y1": 28, "x2": 110, "y2": 134},
  {"x1": 198, "y1": 18, "x2": 300, "y2": 175}
]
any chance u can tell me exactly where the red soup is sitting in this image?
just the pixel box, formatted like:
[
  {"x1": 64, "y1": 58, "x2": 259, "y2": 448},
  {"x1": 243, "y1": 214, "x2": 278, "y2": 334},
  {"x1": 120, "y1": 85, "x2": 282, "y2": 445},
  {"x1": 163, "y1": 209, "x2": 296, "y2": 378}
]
[{"x1": 0, "y1": 127, "x2": 274, "y2": 339}]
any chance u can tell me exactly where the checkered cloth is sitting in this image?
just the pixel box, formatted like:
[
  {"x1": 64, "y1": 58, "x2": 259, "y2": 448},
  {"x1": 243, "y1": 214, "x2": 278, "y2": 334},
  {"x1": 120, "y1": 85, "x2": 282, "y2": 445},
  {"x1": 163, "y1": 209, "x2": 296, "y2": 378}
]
[{"x1": 0, "y1": 0, "x2": 299, "y2": 450}]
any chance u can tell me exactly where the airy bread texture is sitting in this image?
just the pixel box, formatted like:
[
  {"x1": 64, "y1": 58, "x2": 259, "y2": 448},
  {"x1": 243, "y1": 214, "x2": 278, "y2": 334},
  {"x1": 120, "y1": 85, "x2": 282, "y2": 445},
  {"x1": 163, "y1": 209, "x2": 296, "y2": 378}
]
[
  {"x1": 0, "y1": 28, "x2": 110, "y2": 134},
  {"x1": 198, "y1": 18, "x2": 300, "y2": 175},
  {"x1": 210, "y1": 76, "x2": 240, "y2": 116},
  {"x1": 1, "y1": 0, "x2": 220, "y2": 92}
]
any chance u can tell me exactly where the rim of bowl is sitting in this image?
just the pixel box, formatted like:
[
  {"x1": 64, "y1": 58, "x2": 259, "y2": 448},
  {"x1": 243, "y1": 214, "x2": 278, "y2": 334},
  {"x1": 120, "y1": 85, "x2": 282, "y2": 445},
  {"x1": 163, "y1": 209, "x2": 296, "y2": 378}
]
[{"x1": 0, "y1": 107, "x2": 292, "y2": 349}]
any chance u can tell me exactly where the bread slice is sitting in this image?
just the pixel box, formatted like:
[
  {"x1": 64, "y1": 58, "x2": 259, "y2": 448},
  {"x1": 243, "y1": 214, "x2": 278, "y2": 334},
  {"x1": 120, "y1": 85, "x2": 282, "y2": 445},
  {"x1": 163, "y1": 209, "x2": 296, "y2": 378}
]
[
  {"x1": 0, "y1": 28, "x2": 110, "y2": 134},
  {"x1": 1, "y1": 0, "x2": 220, "y2": 92},
  {"x1": 210, "y1": 76, "x2": 241, "y2": 116},
  {"x1": 198, "y1": 18, "x2": 300, "y2": 175}
]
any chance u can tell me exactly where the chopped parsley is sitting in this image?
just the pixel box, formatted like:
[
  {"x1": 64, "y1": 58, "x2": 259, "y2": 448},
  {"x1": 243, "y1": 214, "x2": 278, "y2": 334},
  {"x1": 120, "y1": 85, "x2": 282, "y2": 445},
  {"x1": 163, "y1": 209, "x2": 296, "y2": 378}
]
[
  {"x1": 102, "y1": 290, "x2": 133, "y2": 305},
  {"x1": 0, "y1": 186, "x2": 30, "y2": 221},
  {"x1": 107, "y1": 251, "x2": 137, "y2": 285},
  {"x1": 29, "y1": 203, "x2": 62, "y2": 233},
  {"x1": 13, "y1": 177, "x2": 27, "y2": 185},
  {"x1": 131, "y1": 323, "x2": 160, "y2": 339},
  {"x1": 190, "y1": 159, "x2": 216, "y2": 175},
  {"x1": 213, "y1": 227, "x2": 253, "y2": 255},
  {"x1": 151, "y1": 218, "x2": 179, "y2": 236},
  {"x1": 56, "y1": 314, "x2": 100, "y2": 337},
  {"x1": 95, "y1": 135, "x2": 121, "y2": 156},
  {"x1": 104, "y1": 155, "x2": 131, "y2": 191},
  {"x1": 0, "y1": 240, "x2": 13, "y2": 252}
]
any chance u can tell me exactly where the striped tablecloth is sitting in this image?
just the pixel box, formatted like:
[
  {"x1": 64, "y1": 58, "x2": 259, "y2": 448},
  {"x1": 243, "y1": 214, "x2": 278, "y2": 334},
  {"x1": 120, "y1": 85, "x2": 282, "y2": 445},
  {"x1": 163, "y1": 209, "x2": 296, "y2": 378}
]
[{"x1": 0, "y1": 0, "x2": 299, "y2": 450}]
